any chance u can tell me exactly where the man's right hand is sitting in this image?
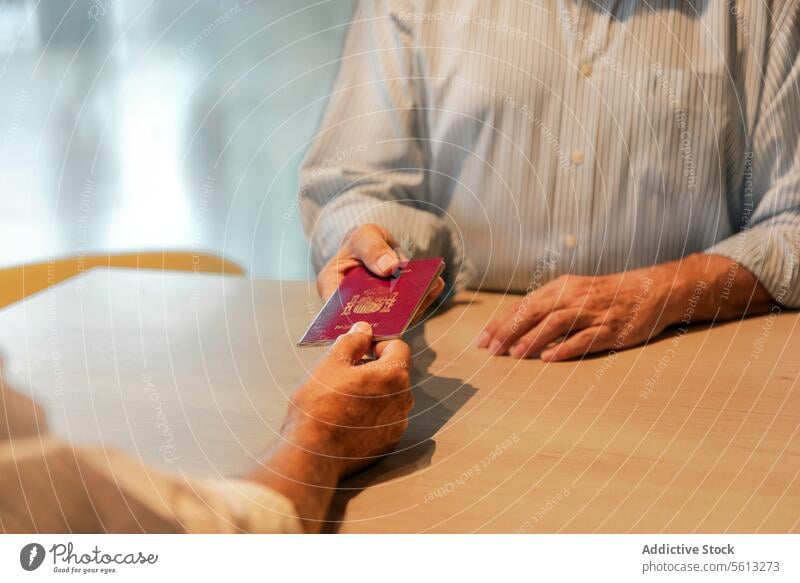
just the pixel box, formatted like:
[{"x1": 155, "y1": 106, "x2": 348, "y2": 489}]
[
  {"x1": 283, "y1": 321, "x2": 414, "y2": 479},
  {"x1": 316, "y1": 224, "x2": 445, "y2": 317}
]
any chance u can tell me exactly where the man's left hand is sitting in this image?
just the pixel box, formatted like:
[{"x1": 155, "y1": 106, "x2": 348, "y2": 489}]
[{"x1": 475, "y1": 254, "x2": 773, "y2": 362}]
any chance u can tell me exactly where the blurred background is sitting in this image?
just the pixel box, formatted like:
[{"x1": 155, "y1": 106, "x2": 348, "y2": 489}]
[{"x1": 0, "y1": 0, "x2": 354, "y2": 279}]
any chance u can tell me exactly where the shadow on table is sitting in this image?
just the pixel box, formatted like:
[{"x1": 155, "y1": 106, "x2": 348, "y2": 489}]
[{"x1": 323, "y1": 313, "x2": 478, "y2": 532}]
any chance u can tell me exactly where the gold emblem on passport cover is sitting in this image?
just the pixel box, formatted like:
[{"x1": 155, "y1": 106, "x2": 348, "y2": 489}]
[{"x1": 341, "y1": 291, "x2": 399, "y2": 316}]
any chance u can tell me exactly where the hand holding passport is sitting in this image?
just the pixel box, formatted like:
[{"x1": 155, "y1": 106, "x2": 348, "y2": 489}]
[
  {"x1": 299, "y1": 257, "x2": 445, "y2": 346},
  {"x1": 305, "y1": 224, "x2": 445, "y2": 346}
]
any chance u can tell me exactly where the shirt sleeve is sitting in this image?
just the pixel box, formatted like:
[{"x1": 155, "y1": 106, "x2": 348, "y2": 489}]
[
  {"x1": 298, "y1": 0, "x2": 474, "y2": 290},
  {"x1": 0, "y1": 437, "x2": 303, "y2": 534},
  {"x1": 706, "y1": 4, "x2": 800, "y2": 307}
]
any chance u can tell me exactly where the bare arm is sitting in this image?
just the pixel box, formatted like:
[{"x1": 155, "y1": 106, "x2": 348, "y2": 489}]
[
  {"x1": 663, "y1": 253, "x2": 776, "y2": 325},
  {"x1": 243, "y1": 324, "x2": 413, "y2": 533},
  {"x1": 244, "y1": 428, "x2": 341, "y2": 533}
]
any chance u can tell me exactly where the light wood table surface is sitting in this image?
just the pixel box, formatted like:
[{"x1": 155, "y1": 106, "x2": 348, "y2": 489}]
[{"x1": 1, "y1": 268, "x2": 798, "y2": 533}]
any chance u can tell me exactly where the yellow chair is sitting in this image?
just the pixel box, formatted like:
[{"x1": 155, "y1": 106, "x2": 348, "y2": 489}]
[{"x1": 0, "y1": 252, "x2": 245, "y2": 309}]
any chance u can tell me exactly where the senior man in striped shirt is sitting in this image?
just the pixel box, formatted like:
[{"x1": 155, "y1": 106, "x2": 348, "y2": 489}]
[{"x1": 300, "y1": 0, "x2": 800, "y2": 361}]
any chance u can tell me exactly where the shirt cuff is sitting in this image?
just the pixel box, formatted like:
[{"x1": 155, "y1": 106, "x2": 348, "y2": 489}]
[
  {"x1": 77, "y1": 445, "x2": 304, "y2": 534},
  {"x1": 705, "y1": 220, "x2": 800, "y2": 308},
  {"x1": 312, "y1": 194, "x2": 476, "y2": 292}
]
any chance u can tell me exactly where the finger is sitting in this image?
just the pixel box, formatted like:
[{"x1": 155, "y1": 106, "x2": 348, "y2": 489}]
[
  {"x1": 540, "y1": 326, "x2": 615, "y2": 362},
  {"x1": 347, "y1": 225, "x2": 400, "y2": 277},
  {"x1": 509, "y1": 309, "x2": 590, "y2": 358},
  {"x1": 317, "y1": 257, "x2": 360, "y2": 299},
  {"x1": 368, "y1": 339, "x2": 413, "y2": 400},
  {"x1": 401, "y1": 388, "x2": 415, "y2": 414},
  {"x1": 477, "y1": 277, "x2": 580, "y2": 350},
  {"x1": 476, "y1": 312, "x2": 509, "y2": 349},
  {"x1": 476, "y1": 290, "x2": 557, "y2": 349},
  {"x1": 475, "y1": 323, "x2": 494, "y2": 348},
  {"x1": 330, "y1": 321, "x2": 373, "y2": 365},
  {"x1": 372, "y1": 340, "x2": 392, "y2": 359},
  {"x1": 411, "y1": 276, "x2": 445, "y2": 323},
  {"x1": 426, "y1": 276, "x2": 446, "y2": 306},
  {"x1": 483, "y1": 294, "x2": 558, "y2": 355},
  {"x1": 375, "y1": 338, "x2": 412, "y2": 369}
]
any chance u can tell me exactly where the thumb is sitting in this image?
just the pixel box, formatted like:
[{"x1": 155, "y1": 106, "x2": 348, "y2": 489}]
[
  {"x1": 329, "y1": 321, "x2": 373, "y2": 365},
  {"x1": 348, "y1": 225, "x2": 400, "y2": 277}
]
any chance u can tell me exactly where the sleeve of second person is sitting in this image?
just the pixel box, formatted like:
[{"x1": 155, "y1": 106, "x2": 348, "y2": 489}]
[
  {"x1": 705, "y1": 6, "x2": 800, "y2": 307},
  {"x1": 298, "y1": 0, "x2": 473, "y2": 290}
]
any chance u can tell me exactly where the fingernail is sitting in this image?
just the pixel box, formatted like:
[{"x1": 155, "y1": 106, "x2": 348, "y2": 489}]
[
  {"x1": 377, "y1": 253, "x2": 397, "y2": 273},
  {"x1": 476, "y1": 331, "x2": 490, "y2": 348},
  {"x1": 489, "y1": 339, "x2": 503, "y2": 355},
  {"x1": 540, "y1": 349, "x2": 555, "y2": 361},
  {"x1": 510, "y1": 344, "x2": 526, "y2": 359},
  {"x1": 349, "y1": 321, "x2": 371, "y2": 335}
]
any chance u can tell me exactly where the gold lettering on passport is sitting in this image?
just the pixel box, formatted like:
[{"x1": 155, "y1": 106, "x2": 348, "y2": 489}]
[{"x1": 341, "y1": 289, "x2": 398, "y2": 316}]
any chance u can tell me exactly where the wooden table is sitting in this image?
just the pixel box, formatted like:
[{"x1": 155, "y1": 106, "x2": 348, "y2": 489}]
[{"x1": 1, "y1": 268, "x2": 798, "y2": 533}]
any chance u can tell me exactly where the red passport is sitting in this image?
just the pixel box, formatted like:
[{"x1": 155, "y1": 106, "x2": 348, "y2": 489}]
[{"x1": 298, "y1": 258, "x2": 445, "y2": 346}]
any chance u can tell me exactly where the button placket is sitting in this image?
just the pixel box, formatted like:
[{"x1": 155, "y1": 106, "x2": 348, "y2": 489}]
[{"x1": 570, "y1": 2, "x2": 615, "y2": 266}]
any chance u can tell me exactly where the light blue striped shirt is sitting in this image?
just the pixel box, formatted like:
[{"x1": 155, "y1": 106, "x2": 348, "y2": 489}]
[{"x1": 300, "y1": 0, "x2": 800, "y2": 307}]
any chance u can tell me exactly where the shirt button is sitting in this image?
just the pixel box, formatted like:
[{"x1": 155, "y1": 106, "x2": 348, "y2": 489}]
[
  {"x1": 564, "y1": 234, "x2": 577, "y2": 249},
  {"x1": 579, "y1": 63, "x2": 593, "y2": 77},
  {"x1": 570, "y1": 149, "x2": 585, "y2": 166}
]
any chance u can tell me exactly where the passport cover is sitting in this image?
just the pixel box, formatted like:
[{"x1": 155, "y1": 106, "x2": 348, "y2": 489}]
[{"x1": 298, "y1": 258, "x2": 445, "y2": 346}]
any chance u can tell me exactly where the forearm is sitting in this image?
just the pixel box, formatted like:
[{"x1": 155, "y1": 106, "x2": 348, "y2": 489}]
[
  {"x1": 244, "y1": 427, "x2": 341, "y2": 534},
  {"x1": 658, "y1": 253, "x2": 775, "y2": 326}
]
